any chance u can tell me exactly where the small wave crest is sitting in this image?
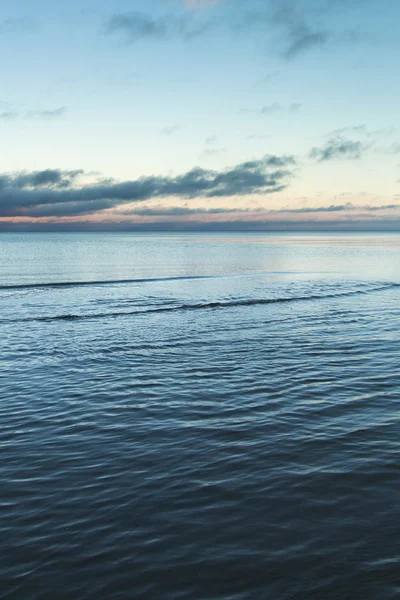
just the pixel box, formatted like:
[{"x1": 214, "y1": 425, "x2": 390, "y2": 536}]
[
  {"x1": 0, "y1": 270, "x2": 339, "y2": 292},
  {"x1": 2, "y1": 283, "x2": 398, "y2": 324},
  {"x1": 0, "y1": 273, "x2": 271, "y2": 291}
]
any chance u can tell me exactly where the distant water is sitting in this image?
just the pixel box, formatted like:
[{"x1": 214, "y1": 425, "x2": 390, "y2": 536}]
[{"x1": 1, "y1": 233, "x2": 399, "y2": 600}]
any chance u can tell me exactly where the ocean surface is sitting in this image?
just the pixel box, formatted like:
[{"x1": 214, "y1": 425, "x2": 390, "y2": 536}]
[{"x1": 1, "y1": 232, "x2": 399, "y2": 600}]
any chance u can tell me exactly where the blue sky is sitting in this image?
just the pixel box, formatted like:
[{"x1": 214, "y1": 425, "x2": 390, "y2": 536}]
[{"x1": 1, "y1": 0, "x2": 400, "y2": 229}]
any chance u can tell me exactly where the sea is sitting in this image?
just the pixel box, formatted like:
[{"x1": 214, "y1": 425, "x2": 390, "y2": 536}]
[{"x1": 1, "y1": 232, "x2": 399, "y2": 600}]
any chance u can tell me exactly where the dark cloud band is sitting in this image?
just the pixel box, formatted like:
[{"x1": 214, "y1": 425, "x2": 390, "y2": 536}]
[{"x1": 0, "y1": 156, "x2": 296, "y2": 218}]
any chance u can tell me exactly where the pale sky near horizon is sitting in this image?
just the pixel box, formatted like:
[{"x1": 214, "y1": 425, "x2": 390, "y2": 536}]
[{"x1": 1, "y1": 0, "x2": 400, "y2": 229}]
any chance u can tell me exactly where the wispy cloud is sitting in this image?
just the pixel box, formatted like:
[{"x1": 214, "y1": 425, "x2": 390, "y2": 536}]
[
  {"x1": 182, "y1": 0, "x2": 222, "y2": 8},
  {"x1": 160, "y1": 125, "x2": 182, "y2": 136},
  {"x1": 25, "y1": 107, "x2": 68, "y2": 119},
  {"x1": 276, "y1": 203, "x2": 400, "y2": 213},
  {"x1": 199, "y1": 148, "x2": 227, "y2": 159},
  {"x1": 380, "y1": 143, "x2": 400, "y2": 155},
  {"x1": 247, "y1": 134, "x2": 271, "y2": 141},
  {"x1": 0, "y1": 17, "x2": 36, "y2": 35},
  {"x1": 310, "y1": 137, "x2": 364, "y2": 162},
  {"x1": 205, "y1": 135, "x2": 218, "y2": 145},
  {"x1": 0, "y1": 111, "x2": 19, "y2": 120},
  {"x1": 105, "y1": 11, "x2": 211, "y2": 43},
  {"x1": 199, "y1": 135, "x2": 226, "y2": 158},
  {"x1": 0, "y1": 107, "x2": 67, "y2": 120},
  {"x1": 105, "y1": 1, "x2": 369, "y2": 59},
  {"x1": 283, "y1": 28, "x2": 328, "y2": 59},
  {"x1": 240, "y1": 103, "x2": 301, "y2": 116},
  {"x1": 231, "y1": 1, "x2": 330, "y2": 59},
  {"x1": 329, "y1": 124, "x2": 395, "y2": 140},
  {"x1": 311, "y1": 124, "x2": 399, "y2": 161},
  {"x1": 106, "y1": 12, "x2": 166, "y2": 41}
]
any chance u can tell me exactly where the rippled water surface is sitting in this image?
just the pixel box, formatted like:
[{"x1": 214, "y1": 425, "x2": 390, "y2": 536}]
[{"x1": 1, "y1": 233, "x2": 399, "y2": 599}]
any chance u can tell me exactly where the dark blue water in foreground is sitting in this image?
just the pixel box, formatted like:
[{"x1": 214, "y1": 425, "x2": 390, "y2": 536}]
[{"x1": 1, "y1": 233, "x2": 399, "y2": 600}]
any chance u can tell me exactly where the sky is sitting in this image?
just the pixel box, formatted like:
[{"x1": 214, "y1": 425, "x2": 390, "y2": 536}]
[{"x1": 1, "y1": 0, "x2": 400, "y2": 231}]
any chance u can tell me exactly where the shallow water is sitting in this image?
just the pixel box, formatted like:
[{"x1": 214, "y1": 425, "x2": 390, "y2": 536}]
[{"x1": 1, "y1": 233, "x2": 399, "y2": 599}]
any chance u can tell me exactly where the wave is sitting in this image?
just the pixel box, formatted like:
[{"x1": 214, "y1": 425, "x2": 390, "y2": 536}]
[
  {"x1": 0, "y1": 271, "x2": 333, "y2": 292},
  {"x1": 2, "y1": 283, "x2": 399, "y2": 324}
]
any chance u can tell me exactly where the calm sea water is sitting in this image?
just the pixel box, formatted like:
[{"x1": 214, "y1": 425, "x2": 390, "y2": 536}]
[{"x1": 1, "y1": 232, "x2": 399, "y2": 600}]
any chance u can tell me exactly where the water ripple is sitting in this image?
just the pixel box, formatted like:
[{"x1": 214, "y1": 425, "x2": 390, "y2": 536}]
[{"x1": 1, "y1": 235, "x2": 399, "y2": 600}]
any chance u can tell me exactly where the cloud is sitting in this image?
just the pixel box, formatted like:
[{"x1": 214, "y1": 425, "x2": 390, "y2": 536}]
[
  {"x1": 276, "y1": 203, "x2": 400, "y2": 213},
  {"x1": 178, "y1": 0, "x2": 222, "y2": 10},
  {"x1": 261, "y1": 102, "x2": 301, "y2": 114},
  {"x1": 5, "y1": 203, "x2": 400, "y2": 233},
  {"x1": 240, "y1": 102, "x2": 301, "y2": 116},
  {"x1": 0, "y1": 111, "x2": 19, "y2": 120},
  {"x1": 120, "y1": 205, "x2": 257, "y2": 216},
  {"x1": 183, "y1": 0, "x2": 221, "y2": 7},
  {"x1": 260, "y1": 103, "x2": 281, "y2": 115},
  {"x1": 205, "y1": 135, "x2": 218, "y2": 145},
  {"x1": 118, "y1": 202, "x2": 400, "y2": 217},
  {"x1": 0, "y1": 17, "x2": 35, "y2": 35},
  {"x1": 0, "y1": 169, "x2": 84, "y2": 191},
  {"x1": 320, "y1": 125, "x2": 399, "y2": 157},
  {"x1": 105, "y1": 1, "x2": 367, "y2": 59},
  {"x1": 106, "y1": 12, "x2": 166, "y2": 41},
  {"x1": 238, "y1": 0, "x2": 372, "y2": 60},
  {"x1": 105, "y1": 11, "x2": 211, "y2": 43},
  {"x1": 199, "y1": 148, "x2": 227, "y2": 159},
  {"x1": 0, "y1": 155, "x2": 296, "y2": 218},
  {"x1": 25, "y1": 107, "x2": 68, "y2": 119},
  {"x1": 5, "y1": 217, "x2": 400, "y2": 232},
  {"x1": 0, "y1": 107, "x2": 67, "y2": 120},
  {"x1": 381, "y1": 143, "x2": 400, "y2": 155},
  {"x1": 329, "y1": 124, "x2": 395, "y2": 140},
  {"x1": 309, "y1": 137, "x2": 364, "y2": 162},
  {"x1": 199, "y1": 136, "x2": 225, "y2": 158},
  {"x1": 283, "y1": 28, "x2": 328, "y2": 59},
  {"x1": 271, "y1": 0, "x2": 371, "y2": 59},
  {"x1": 232, "y1": 1, "x2": 330, "y2": 59},
  {"x1": 247, "y1": 134, "x2": 271, "y2": 141},
  {"x1": 160, "y1": 125, "x2": 182, "y2": 136}
]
